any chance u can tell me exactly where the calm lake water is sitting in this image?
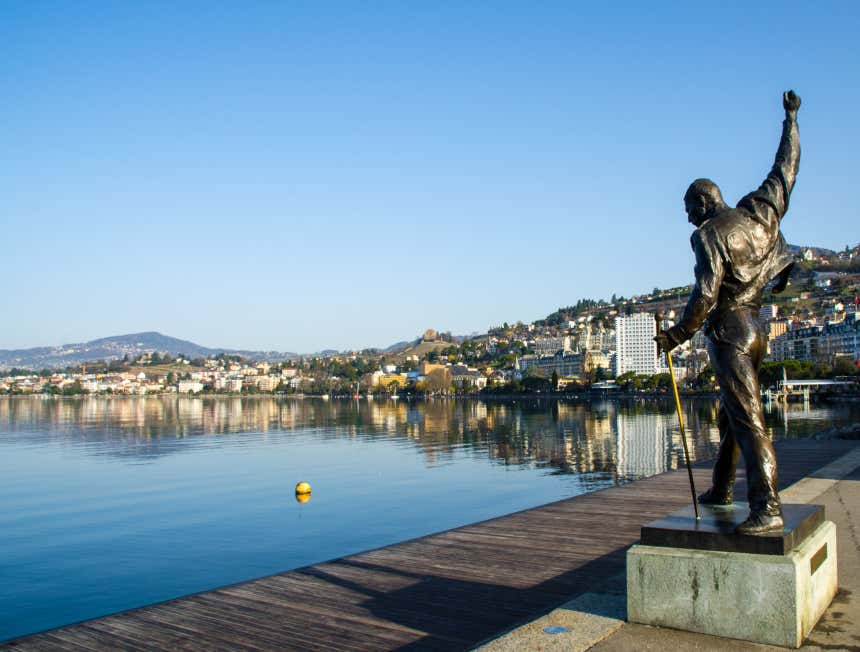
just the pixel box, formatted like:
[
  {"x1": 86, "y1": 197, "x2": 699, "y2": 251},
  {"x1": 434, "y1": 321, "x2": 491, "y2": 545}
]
[{"x1": 1, "y1": 395, "x2": 858, "y2": 641}]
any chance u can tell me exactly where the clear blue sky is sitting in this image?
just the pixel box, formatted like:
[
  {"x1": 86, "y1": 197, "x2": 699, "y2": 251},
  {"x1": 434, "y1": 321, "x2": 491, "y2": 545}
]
[{"x1": 2, "y1": 2, "x2": 858, "y2": 352}]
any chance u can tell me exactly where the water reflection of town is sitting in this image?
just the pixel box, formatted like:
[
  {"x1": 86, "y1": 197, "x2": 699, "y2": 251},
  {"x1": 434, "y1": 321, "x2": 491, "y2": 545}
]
[{"x1": 0, "y1": 397, "x2": 850, "y2": 483}]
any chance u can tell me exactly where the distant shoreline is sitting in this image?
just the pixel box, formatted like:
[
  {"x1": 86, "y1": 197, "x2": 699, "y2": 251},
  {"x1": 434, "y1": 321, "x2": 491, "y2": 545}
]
[{"x1": 0, "y1": 391, "x2": 743, "y2": 402}]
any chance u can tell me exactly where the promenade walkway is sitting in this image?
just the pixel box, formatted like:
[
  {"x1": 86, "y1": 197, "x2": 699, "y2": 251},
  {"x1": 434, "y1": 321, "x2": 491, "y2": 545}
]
[{"x1": 3, "y1": 439, "x2": 858, "y2": 651}]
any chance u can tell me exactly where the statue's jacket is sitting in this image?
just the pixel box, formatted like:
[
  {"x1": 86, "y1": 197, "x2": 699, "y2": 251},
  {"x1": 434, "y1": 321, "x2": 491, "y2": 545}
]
[{"x1": 668, "y1": 117, "x2": 799, "y2": 349}]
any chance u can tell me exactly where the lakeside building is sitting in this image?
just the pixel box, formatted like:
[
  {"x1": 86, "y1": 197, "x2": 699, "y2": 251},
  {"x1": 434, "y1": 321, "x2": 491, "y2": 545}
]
[
  {"x1": 767, "y1": 319, "x2": 790, "y2": 339},
  {"x1": 419, "y1": 361, "x2": 448, "y2": 376},
  {"x1": 769, "y1": 313, "x2": 860, "y2": 363},
  {"x1": 821, "y1": 314, "x2": 860, "y2": 363},
  {"x1": 764, "y1": 319, "x2": 790, "y2": 357},
  {"x1": 517, "y1": 351, "x2": 610, "y2": 380},
  {"x1": 253, "y1": 375, "x2": 279, "y2": 392},
  {"x1": 614, "y1": 313, "x2": 658, "y2": 376},
  {"x1": 533, "y1": 336, "x2": 573, "y2": 356},
  {"x1": 375, "y1": 373, "x2": 409, "y2": 391},
  {"x1": 770, "y1": 325, "x2": 823, "y2": 363},
  {"x1": 760, "y1": 305, "x2": 779, "y2": 322},
  {"x1": 768, "y1": 315, "x2": 860, "y2": 365},
  {"x1": 575, "y1": 322, "x2": 615, "y2": 352},
  {"x1": 450, "y1": 365, "x2": 487, "y2": 390},
  {"x1": 178, "y1": 380, "x2": 204, "y2": 394}
]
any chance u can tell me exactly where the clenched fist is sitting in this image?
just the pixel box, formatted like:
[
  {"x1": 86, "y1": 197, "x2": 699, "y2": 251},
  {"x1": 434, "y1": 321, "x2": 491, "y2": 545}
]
[{"x1": 783, "y1": 90, "x2": 801, "y2": 118}]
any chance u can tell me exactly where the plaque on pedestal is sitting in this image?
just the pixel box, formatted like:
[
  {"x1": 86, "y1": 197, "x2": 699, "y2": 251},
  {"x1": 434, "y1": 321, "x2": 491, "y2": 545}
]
[{"x1": 627, "y1": 504, "x2": 837, "y2": 648}]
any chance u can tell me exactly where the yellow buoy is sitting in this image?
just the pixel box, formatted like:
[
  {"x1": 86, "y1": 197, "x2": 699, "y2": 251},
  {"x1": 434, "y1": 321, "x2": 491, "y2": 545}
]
[
  {"x1": 295, "y1": 481, "x2": 312, "y2": 495},
  {"x1": 295, "y1": 492, "x2": 311, "y2": 504}
]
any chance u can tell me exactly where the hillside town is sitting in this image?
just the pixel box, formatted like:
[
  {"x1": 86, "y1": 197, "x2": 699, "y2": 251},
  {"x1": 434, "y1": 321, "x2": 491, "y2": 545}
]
[{"x1": 3, "y1": 246, "x2": 859, "y2": 397}]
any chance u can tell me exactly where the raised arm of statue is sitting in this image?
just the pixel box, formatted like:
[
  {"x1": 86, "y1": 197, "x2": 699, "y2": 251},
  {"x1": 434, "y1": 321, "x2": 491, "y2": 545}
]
[{"x1": 738, "y1": 90, "x2": 801, "y2": 229}]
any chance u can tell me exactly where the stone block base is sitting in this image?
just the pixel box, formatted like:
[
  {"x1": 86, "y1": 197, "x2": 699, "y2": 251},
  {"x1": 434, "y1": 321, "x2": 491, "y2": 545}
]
[{"x1": 627, "y1": 521, "x2": 837, "y2": 648}]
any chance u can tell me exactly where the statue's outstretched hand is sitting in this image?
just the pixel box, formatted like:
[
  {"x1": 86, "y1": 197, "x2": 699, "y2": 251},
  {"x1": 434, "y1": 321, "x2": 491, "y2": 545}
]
[{"x1": 783, "y1": 90, "x2": 801, "y2": 118}]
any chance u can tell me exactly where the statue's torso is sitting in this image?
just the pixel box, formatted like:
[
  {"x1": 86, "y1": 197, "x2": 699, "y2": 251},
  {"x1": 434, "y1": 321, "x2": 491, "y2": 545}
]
[{"x1": 696, "y1": 207, "x2": 793, "y2": 329}]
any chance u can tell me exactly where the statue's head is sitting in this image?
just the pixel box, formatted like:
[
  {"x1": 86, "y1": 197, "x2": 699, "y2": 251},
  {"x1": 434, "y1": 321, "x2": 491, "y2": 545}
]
[{"x1": 684, "y1": 178, "x2": 726, "y2": 227}]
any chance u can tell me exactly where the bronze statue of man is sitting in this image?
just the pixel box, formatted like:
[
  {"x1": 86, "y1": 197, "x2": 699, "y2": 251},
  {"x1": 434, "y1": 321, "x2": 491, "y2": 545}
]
[{"x1": 655, "y1": 90, "x2": 801, "y2": 535}]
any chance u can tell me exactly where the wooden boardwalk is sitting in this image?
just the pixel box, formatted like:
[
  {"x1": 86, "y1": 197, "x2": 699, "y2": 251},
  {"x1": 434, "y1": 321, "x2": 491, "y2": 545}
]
[{"x1": 4, "y1": 439, "x2": 857, "y2": 651}]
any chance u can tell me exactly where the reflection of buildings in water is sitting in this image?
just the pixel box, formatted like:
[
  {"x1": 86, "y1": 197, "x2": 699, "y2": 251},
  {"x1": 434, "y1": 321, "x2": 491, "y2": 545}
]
[
  {"x1": 766, "y1": 400, "x2": 834, "y2": 421},
  {"x1": 452, "y1": 401, "x2": 620, "y2": 477},
  {"x1": 3, "y1": 396, "x2": 852, "y2": 472},
  {"x1": 613, "y1": 402, "x2": 723, "y2": 481},
  {"x1": 372, "y1": 401, "x2": 407, "y2": 436},
  {"x1": 763, "y1": 399, "x2": 847, "y2": 440},
  {"x1": 368, "y1": 401, "x2": 387, "y2": 432},
  {"x1": 573, "y1": 403, "x2": 615, "y2": 474},
  {"x1": 683, "y1": 402, "x2": 721, "y2": 457},
  {"x1": 420, "y1": 403, "x2": 450, "y2": 442},
  {"x1": 459, "y1": 401, "x2": 487, "y2": 435},
  {"x1": 177, "y1": 398, "x2": 204, "y2": 427},
  {"x1": 614, "y1": 409, "x2": 672, "y2": 479},
  {"x1": 212, "y1": 398, "x2": 243, "y2": 432}
]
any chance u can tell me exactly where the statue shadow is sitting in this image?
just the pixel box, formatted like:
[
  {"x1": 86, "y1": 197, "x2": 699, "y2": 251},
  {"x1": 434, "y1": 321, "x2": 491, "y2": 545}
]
[{"x1": 295, "y1": 550, "x2": 627, "y2": 650}]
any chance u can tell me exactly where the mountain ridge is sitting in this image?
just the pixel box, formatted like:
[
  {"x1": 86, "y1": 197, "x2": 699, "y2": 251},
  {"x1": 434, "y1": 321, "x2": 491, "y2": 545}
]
[{"x1": 0, "y1": 332, "x2": 298, "y2": 370}]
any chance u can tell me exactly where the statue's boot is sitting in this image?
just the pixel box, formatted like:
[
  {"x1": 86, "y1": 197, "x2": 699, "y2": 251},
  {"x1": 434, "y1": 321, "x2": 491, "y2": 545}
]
[
  {"x1": 698, "y1": 487, "x2": 733, "y2": 505},
  {"x1": 735, "y1": 511, "x2": 784, "y2": 535}
]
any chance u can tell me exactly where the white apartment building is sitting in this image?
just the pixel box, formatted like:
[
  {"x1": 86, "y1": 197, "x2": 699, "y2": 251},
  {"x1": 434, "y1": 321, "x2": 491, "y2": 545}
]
[
  {"x1": 614, "y1": 313, "x2": 658, "y2": 376},
  {"x1": 178, "y1": 380, "x2": 204, "y2": 393},
  {"x1": 215, "y1": 377, "x2": 244, "y2": 392}
]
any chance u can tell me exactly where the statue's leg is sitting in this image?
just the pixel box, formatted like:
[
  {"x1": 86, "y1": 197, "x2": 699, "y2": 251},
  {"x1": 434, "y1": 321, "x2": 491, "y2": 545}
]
[{"x1": 710, "y1": 333, "x2": 780, "y2": 517}]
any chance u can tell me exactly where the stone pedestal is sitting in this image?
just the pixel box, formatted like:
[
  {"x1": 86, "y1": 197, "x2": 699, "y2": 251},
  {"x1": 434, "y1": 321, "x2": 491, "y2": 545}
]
[{"x1": 627, "y1": 504, "x2": 837, "y2": 648}]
